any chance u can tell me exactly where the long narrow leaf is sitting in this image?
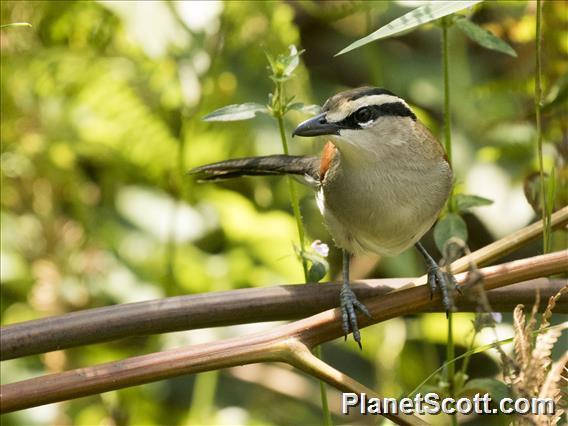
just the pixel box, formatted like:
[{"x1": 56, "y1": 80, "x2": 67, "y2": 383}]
[
  {"x1": 288, "y1": 102, "x2": 322, "y2": 115},
  {"x1": 0, "y1": 22, "x2": 32, "y2": 29},
  {"x1": 202, "y1": 103, "x2": 270, "y2": 122},
  {"x1": 336, "y1": 1, "x2": 482, "y2": 56},
  {"x1": 455, "y1": 194, "x2": 493, "y2": 212},
  {"x1": 454, "y1": 16, "x2": 517, "y2": 57}
]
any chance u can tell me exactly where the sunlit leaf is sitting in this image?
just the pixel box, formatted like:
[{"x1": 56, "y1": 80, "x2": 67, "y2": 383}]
[
  {"x1": 336, "y1": 1, "x2": 482, "y2": 56},
  {"x1": 0, "y1": 22, "x2": 32, "y2": 29},
  {"x1": 282, "y1": 45, "x2": 304, "y2": 77},
  {"x1": 265, "y1": 45, "x2": 304, "y2": 80},
  {"x1": 542, "y1": 74, "x2": 568, "y2": 114},
  {"x1": 264, "y1": 50, "x2": 278, "y2": 75},
  {"x1": 455, "y1": 194, "x2": 493, "y2": 212},
  {"x1": 454, "y1": 16, "x2": 517, "y2": 57},
  {"x1": 288, "y1": 102, "x2": 322, "y2": 115},
  {"x1": 202, "y1": 103, "x2": 270, "y2": 122},
  {"x1": 434, "y1": 213, "x2": 468, "y2": 253}
]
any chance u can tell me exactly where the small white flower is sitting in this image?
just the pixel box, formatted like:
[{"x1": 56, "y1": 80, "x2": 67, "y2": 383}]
[
  {"x1": 490, "y1": 312, "x2": 503, "y2": 323},
  {"x1": 311, "y1": 240, "x2": 329, "y2": 257}
]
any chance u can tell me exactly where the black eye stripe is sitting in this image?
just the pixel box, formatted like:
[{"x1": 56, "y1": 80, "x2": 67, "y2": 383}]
[
  {"x1": 374, "y1": 102, "x2": 416, "y2": 121},
  {"x1": 333, "y1": 102, "x2": 416, "y2": 130}
]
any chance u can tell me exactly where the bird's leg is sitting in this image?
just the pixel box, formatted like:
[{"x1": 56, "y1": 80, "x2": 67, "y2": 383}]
[
  {"x1": 340, "y1": 250, "x2": 372, "y2": 349},
  {"x1": 415, "y1": 241, "x2": 458, "y2": 316}
]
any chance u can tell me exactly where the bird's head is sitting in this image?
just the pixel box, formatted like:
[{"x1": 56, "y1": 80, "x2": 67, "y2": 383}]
[{"x1": 293, "y1": 87, "x2": 418, "y2": 155}]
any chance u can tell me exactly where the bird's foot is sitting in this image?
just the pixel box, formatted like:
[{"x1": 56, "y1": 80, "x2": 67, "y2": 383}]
[
  {"x1": 340, "y1": 284, "x2": 372, "y2": 349},
  {"x1": 427, "y1": 264, "x2": 459, "y2": 317}
]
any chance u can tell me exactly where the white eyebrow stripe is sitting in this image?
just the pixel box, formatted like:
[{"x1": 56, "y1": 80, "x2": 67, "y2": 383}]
[{"x1": 326, "y1": 94, "x2": 409, "y2": 123}]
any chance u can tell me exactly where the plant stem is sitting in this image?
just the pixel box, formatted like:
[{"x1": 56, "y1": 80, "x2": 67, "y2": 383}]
[
  {"x1": 535, "y1": 0, "x2": 550, "y2": 253},
  {"x1": 442, "y1": 19, "x2": 452, "y2": 164},
  {"x1": 275, "y1": 83, "x2": 309, "y2": 282},
  {"x1": 274, "y1": 80, "x2": 328, "y2": 423},
  {"x1": 459, "y1": 327, "x2": 478, "y2": 381},
  {"x1": 277, "y1": 115, "x2": 309, "y2": 278},
  {"x1": 314, "y1": 345, "x2": 333, "y2": 425},
  {"x1": 441, "y1": 17, "x2": 457, "y2": 425},
  {"x1": 187, "y1": 371, "x2": 219, "y2": 424},
  {"x1": 442, "y1": 17, "x2": 454, "y2": 213},
  {"x1": 446, "y1": 312, "x2": 456, "y2": 388}
]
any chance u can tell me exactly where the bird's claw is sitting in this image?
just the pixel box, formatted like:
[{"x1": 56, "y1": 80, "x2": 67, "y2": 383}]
[
  {"x1": 427, "y1": 265, "x2": 458, "y2": 316},
  {"x1": 340, "y1": 285, "x2": 372, "y2": 349}
]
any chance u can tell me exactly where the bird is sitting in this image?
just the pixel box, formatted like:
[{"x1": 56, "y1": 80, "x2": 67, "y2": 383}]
[{"x1": 191, "y1": 87, "x2": 455, "y2": 347}]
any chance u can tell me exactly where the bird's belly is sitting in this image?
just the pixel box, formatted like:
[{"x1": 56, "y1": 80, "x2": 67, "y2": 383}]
[{"x1": 318, "y1": 164, "x2": 451, "y2": 256}]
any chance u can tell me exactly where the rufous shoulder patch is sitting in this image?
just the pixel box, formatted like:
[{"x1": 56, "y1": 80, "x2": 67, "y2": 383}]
[{"x1": 319, "y1": 141, "x2": 337, "y2": 181}]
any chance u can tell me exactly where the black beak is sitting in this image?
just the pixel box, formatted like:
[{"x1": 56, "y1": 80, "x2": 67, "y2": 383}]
[{"x1": 292, "y1": 113, "x2": 340, "y2": 137}]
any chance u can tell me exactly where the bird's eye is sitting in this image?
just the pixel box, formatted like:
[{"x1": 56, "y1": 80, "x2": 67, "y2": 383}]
[{"x1": 354, "y1": 107, "x2": 372, "y2": 123}]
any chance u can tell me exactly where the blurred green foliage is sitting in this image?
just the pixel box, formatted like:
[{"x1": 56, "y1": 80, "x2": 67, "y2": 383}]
[{"x1": 1, "y1": 1, "x2": 566, "y2": 425}]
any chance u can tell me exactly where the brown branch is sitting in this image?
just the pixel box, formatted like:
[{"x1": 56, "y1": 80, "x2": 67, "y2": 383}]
[
  {"x1": 298, "y1": 250, "x2": 567, "y2": 348},
  {"x1": 453, "y1": 206, "x2": 567, "y2": 270},
  {"x1": 1, "y1": 278, "x2": 565, "y2": 361},
  {"x1": 284, "y1": 341, "x2": 427, "y2": 425},
  {"x1": 399, "y1": 206, "x2": 568, "y2": 290},
  {"x1": 1, "y1": 250, "x2": 566, "y2": 415},
  {"x1": 2, "y1": 207, "x2": 566, "y2": 362}
]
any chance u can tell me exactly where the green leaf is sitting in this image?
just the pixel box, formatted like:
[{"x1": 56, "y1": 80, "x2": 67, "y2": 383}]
[
  {"x1": 264, "y1": 50, "x2": 277, "y2": 74},
  {"x1": 266, "y1": 45, "x2": 304, "y2": 80},
  {"x1": 0, "y1": 22, "x2": 32, "y2": 29},
  {"x1": 434, "y1": 213, "x2": 468, "y2": 253},
  {"x1": 459, "y1": 378, "x2": 511, "y2": 402},
  {"x1": 453, "y1": 16, "x2": 517, "y2": 57},
  {"x1": 336, "y1": 1, "x2": 482, "y2": 56},
  {"x1": 202, "y1": 103, "x2": 270, "y2": 122},
  {"x1": 542, "y1": 74, "x2": 568, "y2": 114},
  {"x1": 282, "y1": 45, "x2": 304, "y2": 77},
  {"x1": 288, "y1": 103, "x2": 322, "y2": 115},
  {"x1": 455, "y1": 194, "x2": 493, "y2": 212}
]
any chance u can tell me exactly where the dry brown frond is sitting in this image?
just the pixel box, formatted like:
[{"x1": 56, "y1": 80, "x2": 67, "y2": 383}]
[
  {"x1": 504, "y1": 284, "x2": 568, "y2": 425},
  {"x1": 513, "y1": 304, "x2": 531, "y2": 375},
  {"x1": 540, "y1": 285, "x2": 568, "y2": 332},
  {"x1": 527, "y1": 289, "x2": 541, "y2": 335},
  {"x1": 536, "y1": 352, "x2": 568, "y2": 425},
  {"x1": 527, "y1": 327, "x2": 565, "y2": 396}
]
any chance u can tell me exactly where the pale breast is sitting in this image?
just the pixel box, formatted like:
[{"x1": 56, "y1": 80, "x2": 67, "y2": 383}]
[{"x1": 319, "y1": 151, "x2": 452, "y2": 256}]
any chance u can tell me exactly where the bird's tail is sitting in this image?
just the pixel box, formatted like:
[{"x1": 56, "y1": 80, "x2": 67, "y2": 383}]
[{"x1": 189, "y1": 155, "x2": 319, "y2": 182}]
